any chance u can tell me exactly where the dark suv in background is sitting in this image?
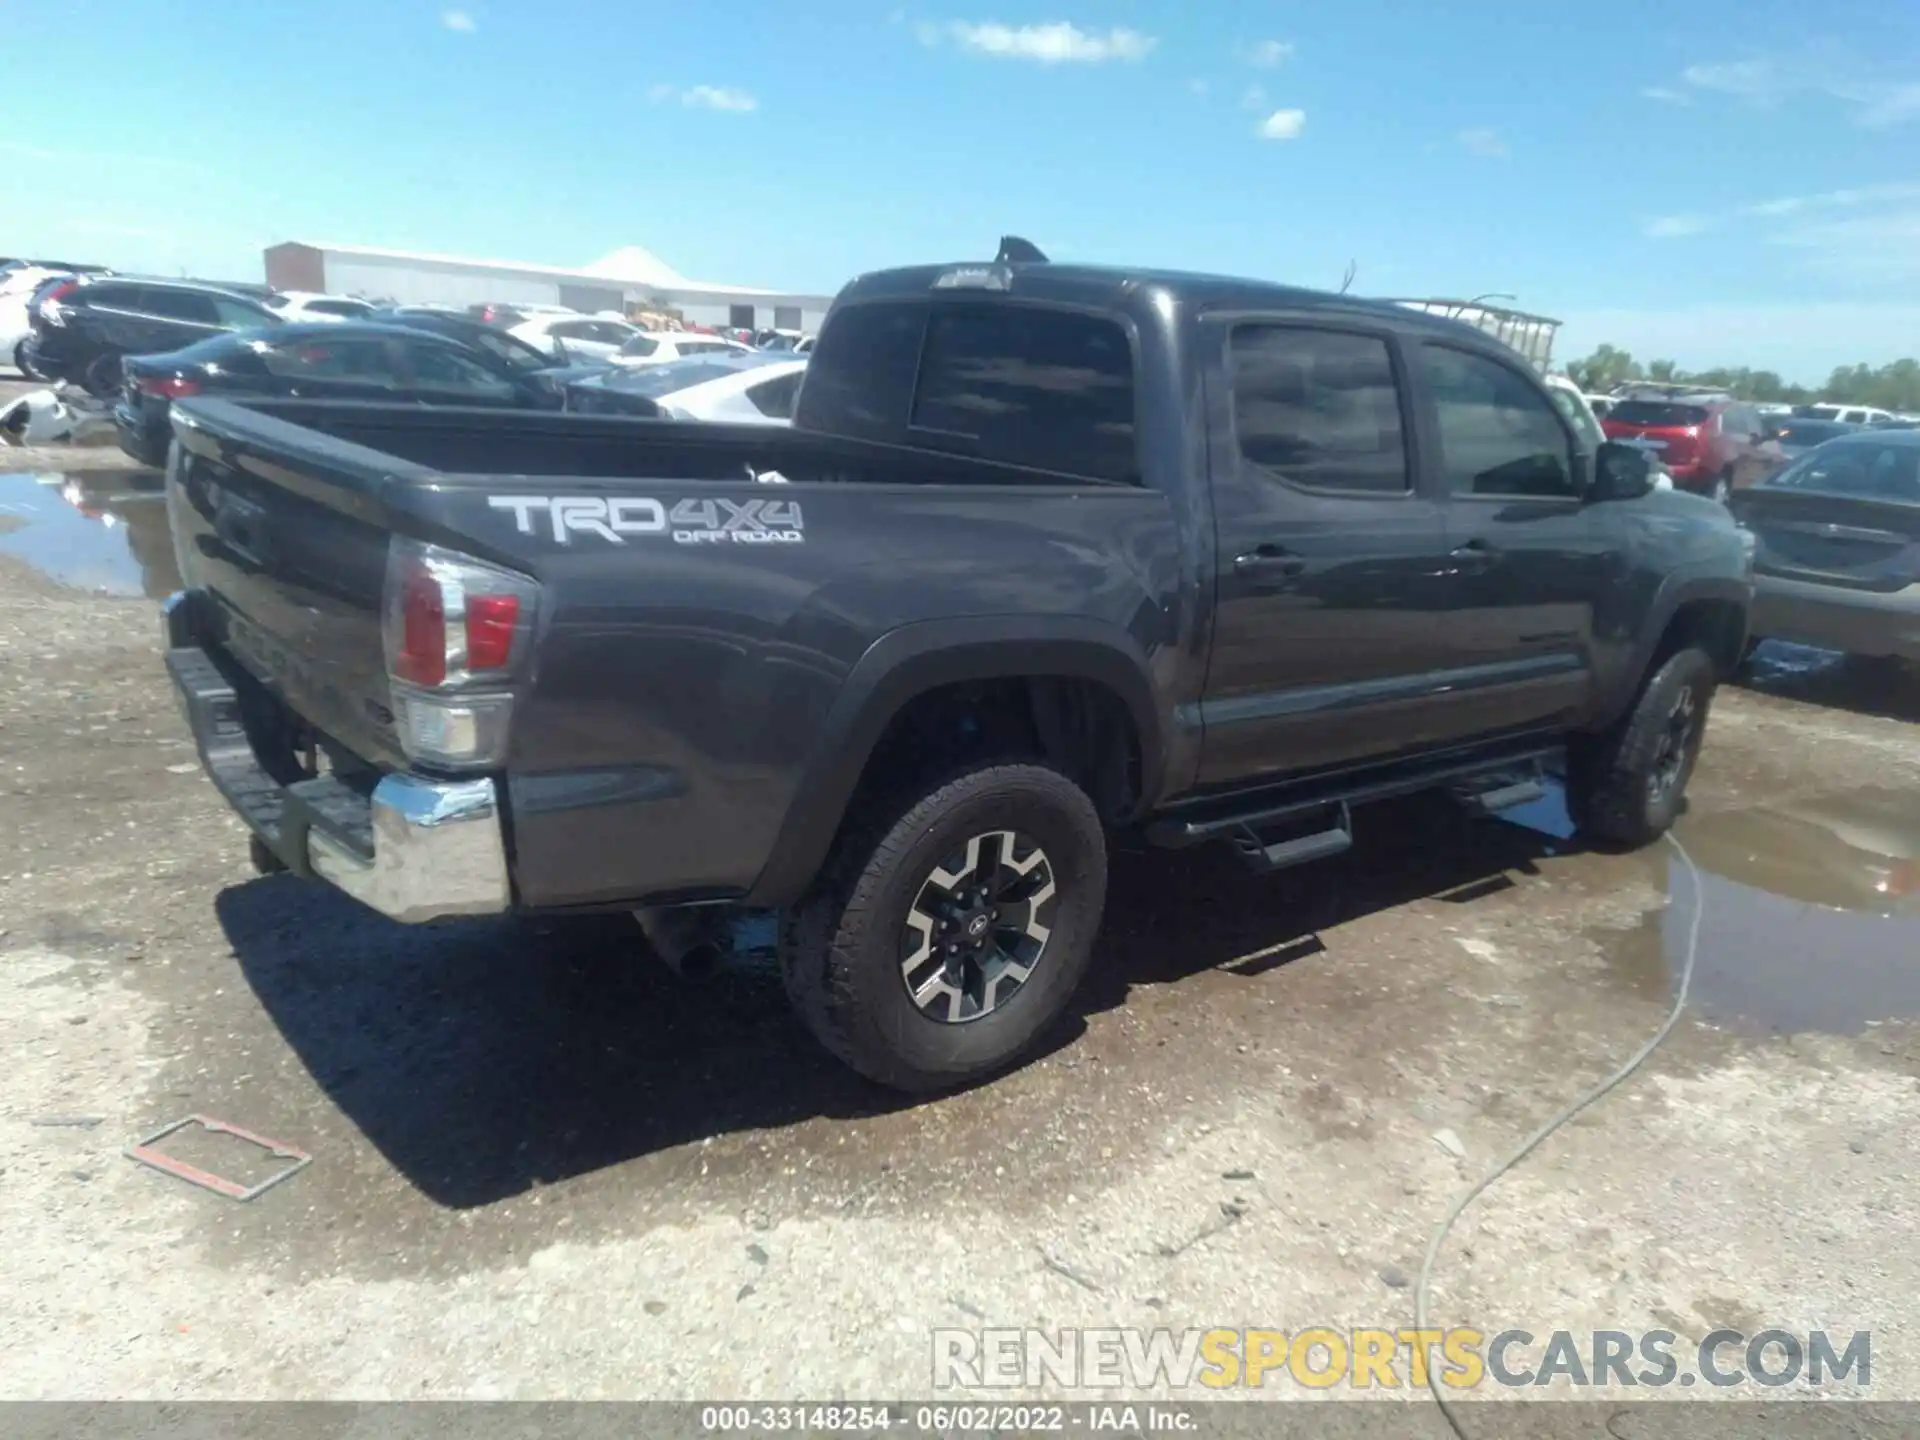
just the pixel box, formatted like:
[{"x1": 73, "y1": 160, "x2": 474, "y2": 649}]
[
  {"x1": 1602, "y1": 395, "x2": 1784, "y2": 502},
  {"x1": 24, "y1": 276, "x2": 281, "y2": 396}
]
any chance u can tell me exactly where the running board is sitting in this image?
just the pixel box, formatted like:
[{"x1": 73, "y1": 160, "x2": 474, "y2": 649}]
[
  {"x1": 1452, "y1": 766, "x2": 1548, "y2": 816},
  {"x1": 1230, "y1": 803, "x2": 1353, "y2": 874},
  {"x1": 1147, "y1": 736, "x2": 1565, "y2": 850}
]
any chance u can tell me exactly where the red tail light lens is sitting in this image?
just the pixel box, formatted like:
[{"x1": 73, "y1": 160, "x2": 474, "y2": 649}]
[
  {"x1": 136, "y1": 376, "x2": 202, "y2": 399},
  {"x1": 39, "y1": 279, "x2": 79, "y2": 324},
  {"x1": 382, "y1": 539, "x2": 539, "y2": 768}
]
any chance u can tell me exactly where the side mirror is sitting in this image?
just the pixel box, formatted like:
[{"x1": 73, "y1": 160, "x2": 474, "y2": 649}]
[{"x1": 1588, "y1": 440, "x2": 1655, "y2": 502}]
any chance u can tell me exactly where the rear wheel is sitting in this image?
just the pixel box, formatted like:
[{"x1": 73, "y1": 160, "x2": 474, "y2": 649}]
[
  {"x1": 779, "y1": 762, "x2": 1107, "y2": 1091},
  {"x1": 11, "y1": 339, "x2": 35, "y2": 379},
  {"x1": 82, "y1": 354, "x2": 122, "y2": 399},
  {"x1": 1568, "y1": 647, "x2": 1717, "y2": 847}
]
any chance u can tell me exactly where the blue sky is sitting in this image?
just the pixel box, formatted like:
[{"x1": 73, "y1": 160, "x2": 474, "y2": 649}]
[{"x1": 5, "y1": 0, "x2": 1918, "y2": 381}]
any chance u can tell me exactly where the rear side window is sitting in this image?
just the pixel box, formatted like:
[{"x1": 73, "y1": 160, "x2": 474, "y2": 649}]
[
  {"x1": 619, "y1": 334, "x2": 659, "y2": 357},
  {"x1": 140, "y1": 288, "x2": 218, "y2": 324},
  {"x1": 402, "y1": 342, "x2": 517, "y2": 400},
  {"x1": 1229, "y1": 326, "x2": 1409, "y2": 493},
  {"x1": 910, "y1": 304, "x2": 1136, "y2": 481},
  {"x1": 260, "y1": 337, "x2": 399, "y2": 382},
  {"x1": 75, "y1": 282, "x2": 140, "y2": 310},
  {"x1": 1423, "y1": 345, "x2": 1576, "y2": 498}
]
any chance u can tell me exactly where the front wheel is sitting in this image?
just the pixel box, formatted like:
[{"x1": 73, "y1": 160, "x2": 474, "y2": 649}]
[
  {"x1": 779, "y1": 763, "x2": 1107, "y2": 1091},
  {"x1": 1567, "y1": 647, "x2": 1718, "y2": 847}
]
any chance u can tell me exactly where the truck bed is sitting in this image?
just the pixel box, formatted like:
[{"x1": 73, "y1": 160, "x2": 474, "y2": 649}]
[{"x1": 163, "y1": 396, "x2": 1182, "y2": 912}]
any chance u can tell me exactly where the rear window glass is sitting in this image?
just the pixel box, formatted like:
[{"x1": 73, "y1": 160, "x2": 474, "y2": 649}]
[
  {"x1": 797, "y1": 301, "x2": 926, "y2": 439},
  {"x1": 910, "y1": 303, "x2": 1136, "y2": 481},
  {"x1": 1607, "y1": 401, "x2": 1709, "y2": 426}
]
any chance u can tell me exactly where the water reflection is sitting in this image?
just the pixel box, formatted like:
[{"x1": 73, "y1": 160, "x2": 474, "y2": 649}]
[{"x1": 0, "y1": 469, "x2": 177, "y2": 598}]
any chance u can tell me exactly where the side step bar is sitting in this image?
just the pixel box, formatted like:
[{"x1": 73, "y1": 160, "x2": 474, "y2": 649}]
[
  {"x1": 1230, "y1": 802, "x2": 1353, "y2": 874},
  {"x1": 1147, "y1": 737, "x2": 1565, "y2": 850}
]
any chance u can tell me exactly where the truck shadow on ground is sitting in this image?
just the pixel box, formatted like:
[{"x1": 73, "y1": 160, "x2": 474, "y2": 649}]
[
  {"x1": 1736, "y1": 641, "x2": 1920, "y2": 724},
  {"x1": 215, "y1": 791, "x2": 1563, "y2": 1210}
]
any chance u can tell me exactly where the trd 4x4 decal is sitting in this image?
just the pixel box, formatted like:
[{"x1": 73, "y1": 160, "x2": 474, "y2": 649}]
[{"x1": 489, "y1": 495, "x2": 805, "y2": 546}]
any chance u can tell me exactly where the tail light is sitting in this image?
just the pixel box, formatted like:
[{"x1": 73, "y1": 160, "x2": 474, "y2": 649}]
[
  {"x1": 136, "y1": 375, "x2": 202, "y2": 399},
  {"x1": 381, "y1": 538, "x2": 539, "y2": 770},
  {"x1": 39, "y1": 279, "x2": 79, "y2": 325}
]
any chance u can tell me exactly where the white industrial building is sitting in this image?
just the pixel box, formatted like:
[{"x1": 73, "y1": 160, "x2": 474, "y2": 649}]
[{"x1": 262, "y1": 241, "x2": 836, "y2": 333}]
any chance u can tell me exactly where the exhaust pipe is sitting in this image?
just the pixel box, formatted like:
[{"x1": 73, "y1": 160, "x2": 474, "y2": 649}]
[{"x1": 634, "y1": 905, "x2": 727, "y2": 980}]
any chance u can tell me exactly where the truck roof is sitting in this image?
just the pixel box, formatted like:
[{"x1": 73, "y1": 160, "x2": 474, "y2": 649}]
[{"x1": 835, "y1": 260, "x2": 1503, "y2": 346}]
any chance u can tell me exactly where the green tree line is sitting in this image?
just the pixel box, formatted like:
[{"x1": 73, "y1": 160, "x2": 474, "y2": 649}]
[{"x1": 1564, "y1": 346, "x2": 1920, "y2": 413}]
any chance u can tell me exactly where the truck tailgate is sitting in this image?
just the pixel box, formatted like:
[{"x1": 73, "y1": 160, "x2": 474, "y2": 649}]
[{"x1": 165, "y1": 400, "x2": 426, "y2": 769}]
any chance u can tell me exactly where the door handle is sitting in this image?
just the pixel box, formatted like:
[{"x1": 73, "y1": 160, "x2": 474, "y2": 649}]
[{"x1": 1234, "y1": 544, "x2": 1306, "y2": 578}]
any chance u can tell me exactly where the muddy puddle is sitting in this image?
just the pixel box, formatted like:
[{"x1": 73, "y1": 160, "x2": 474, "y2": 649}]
[
  {"x1": 0, "y1": 469, "x2": 176, "y2": 597},
  {"x1": 1511, "y1": 785, "x2": 1920, "y2": 1035},
  {"x1": 1741, "y1": 639, "x2": 1920, "y2": 724}
]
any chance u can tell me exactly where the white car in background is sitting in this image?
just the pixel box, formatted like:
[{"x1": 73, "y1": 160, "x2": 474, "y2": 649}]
[
  {"x1": 263, "y1": 291, "x2": 376, "y2": 323},
  {"x1": 607, "y1": 331, "x2": 756, "y2": 367},
  {"x1": 508, "y1": 314, "x2": 643, "y2": 363},
  {"x1": 565, "y1": 354, "x2": 806, "y2": 424},
  {"x1": 1547, "y1": 374, "x2": 1672, "y2": 490},
  {"x1": 2, "y1": 266, "x2": 74, "y2": 373}
]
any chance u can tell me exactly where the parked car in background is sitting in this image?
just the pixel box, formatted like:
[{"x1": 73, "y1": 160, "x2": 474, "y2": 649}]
[
  {"x1": 1584, "y1": 393, "x2": 1616, "y2": 419},
  {"x1": 25, "y1": 277, "x2": 282, "y2": 396},
  {"x1": 1, "y1": 269, "x2": 68, "y2": 375},
  {"x1": 1545, "y1": 376, "x2": 1673, "y2": 490},
  {"x1": 1602, "y1": 395, "x2": 1784, "y2": 502},
  {"x1": 607, "y1": 331, "x2": 754, "y2": 366},
  {"x1": 366, "y1": 307, "x2": 564, "y2": 376},
  {"x1": 565, "y1": 354, "x2": 807, "y2": 423},
  {"x1": 507, "y1": 313, "x2": 641, "y2": 363},
  {"x1": 1731, "y1": 430, "x2": 1920, "y2": 664},
  {"x1": 264, "y1": 291, "x2": 376, "y2": 324},
  {"x1": 1770, "y1": 417, "x2": 1858, "y2": 461},
  {"x1": 469, "y1": 301, "x2": 575, "y2": 328},
  {"x1": 114, "y1": 322, "x2": 564, "y2": 466},
  {"x1": 1797, "y1": 403, "x2": 1894, "y2": 426}
]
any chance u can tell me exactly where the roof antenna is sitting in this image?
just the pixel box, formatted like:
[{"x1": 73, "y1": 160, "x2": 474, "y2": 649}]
[
  {"x1": 1339, "y1": 259, "x2": 1357, "y2": 294},
  {"x1": 995, "y1": 235, "x2": 1049, "y2": 265}
]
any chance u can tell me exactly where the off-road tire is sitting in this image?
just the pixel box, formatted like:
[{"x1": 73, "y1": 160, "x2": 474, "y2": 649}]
[
  {"x1": 1567, "y1": 647, "x2": 1717, "y2": 847},
  {"x1": 779, "y1": 763, "x2": 1107, "y2": 1091}
]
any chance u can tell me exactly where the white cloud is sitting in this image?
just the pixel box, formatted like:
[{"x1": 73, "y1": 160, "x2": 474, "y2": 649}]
[
  {"x1": 648, "y1": 84, "x2": 758, "y2": 111},
  {"x1": 930, "y1": 20, "x2": 1157, "y2": 64},
  {"x1": 1672, "y1": 53, "x2": 1920, "y2": 127},
  {"x1": 1243, "y1": 39, "x2": 1294, "y2": 69},
  {"x1": 440, "y1": 8, "x2": 475, "y2": 32},
  {"x1": 1642, "y1": 214, "x2": 1711, "y2": 239},
  {"x1": 1256, "y1": 108, "x2": 1306, "y2": 141},
  {"x1": 1457, "y1": 127, "x2": 1509, "y2": 158},
  {"x1": 1769, "y1": 209, "x2": 1920, "y2": 281},
  {"x1": 1745, "y1": 181, "x2": 1920, "y2": 219},
  {"x1": 1640, "y1": 86, "x2": 1691, "y2": 105}
]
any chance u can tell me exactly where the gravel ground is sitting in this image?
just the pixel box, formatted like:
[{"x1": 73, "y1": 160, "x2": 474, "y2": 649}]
[{"x1": 3, "y1": 441, "x2": 1919, "y2": 1425}]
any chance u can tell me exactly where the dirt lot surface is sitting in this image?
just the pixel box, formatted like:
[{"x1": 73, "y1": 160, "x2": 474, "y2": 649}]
[{"x1": 3, "y1": 448, "x2": 1920, "y2": 1427}]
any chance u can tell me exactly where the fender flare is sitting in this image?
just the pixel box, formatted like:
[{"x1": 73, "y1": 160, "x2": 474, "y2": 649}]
[
  {"x1": 745, "y1": 614, "x2": 1164, "y2": 907},
  {"x1": 1603, "y1": 570, "x2": 1752, "y2": 728}
]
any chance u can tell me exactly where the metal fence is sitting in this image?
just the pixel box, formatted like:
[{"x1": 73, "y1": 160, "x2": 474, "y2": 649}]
[{"x1": 1388, "y1": 299, "x2": 1561, "y2": 373}]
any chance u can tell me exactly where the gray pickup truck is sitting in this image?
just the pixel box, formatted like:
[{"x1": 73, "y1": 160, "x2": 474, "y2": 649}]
[{"x1": 159, "y1": 242, "x2": 1754, "y2": 1090}]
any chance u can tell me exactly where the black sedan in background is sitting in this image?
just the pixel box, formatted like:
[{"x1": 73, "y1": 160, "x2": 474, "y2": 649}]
[
  {"x1": 1769, "y1": 417, "x2": 1858, "y2": 462},
  {"x1": 114, "y1": 323, "x2": 564, "y2": 466},
  {"x1": 1731, "y1": 430, "x2": 1920, "y2": 663}
]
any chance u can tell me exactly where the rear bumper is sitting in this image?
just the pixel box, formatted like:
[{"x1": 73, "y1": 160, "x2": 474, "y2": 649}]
[
  {"x1": 162, "y1": 590, "x2": 512, "y2": 923},
  {"x1": 1750, "y1": 573, "x2": 1920, "y2": 660},
  {"x1": 114, "y1": 403, "x2": 169, "y2": 466}
]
